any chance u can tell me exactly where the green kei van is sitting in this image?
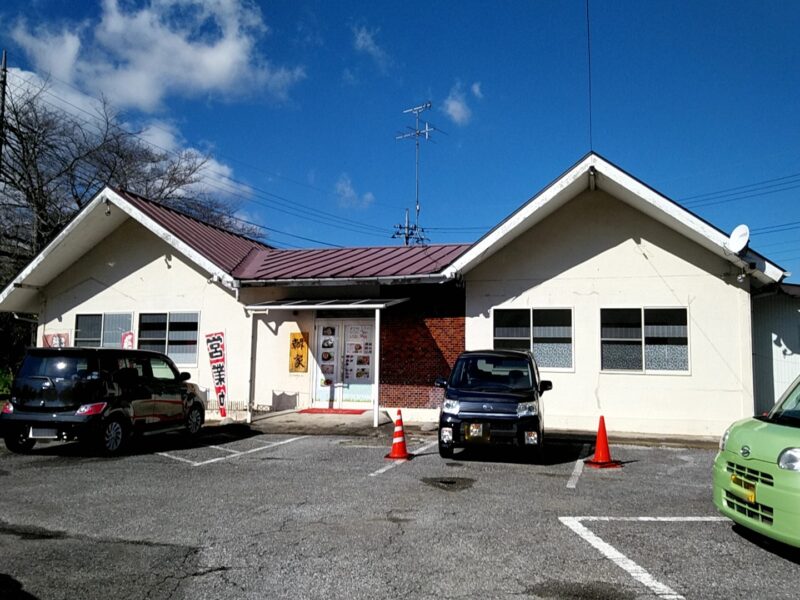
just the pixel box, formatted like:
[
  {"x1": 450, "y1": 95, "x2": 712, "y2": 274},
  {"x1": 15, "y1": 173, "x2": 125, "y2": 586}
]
[{"x1": 713, "y1": 373, "x2": 800, "y2": 547}]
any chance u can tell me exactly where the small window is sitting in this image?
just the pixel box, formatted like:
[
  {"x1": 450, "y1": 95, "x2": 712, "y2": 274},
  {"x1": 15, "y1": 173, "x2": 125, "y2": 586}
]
[
  {"x1": 644, "y1": 308, "x2": 688, "y2": 371},
  {"x1": 601, "y1": 309, "x2": 642, "y2": 370},
  {"x1": 532, "y1": 309, "x2": 573, "y2": 369},
  {"x1": 601, "y1": 308, "x2": 688, "y2": 373},
  {"x1": 493, "y1": 309, "x2": 530, "y2": 350},
  {"x1": 138, "y1": 312, "x2": 199, "y2": 364},
  {"x1": 75, "y1": 315, "x2": 101, "y2": 347},
  {"x1": 493, "y1": 308, "x2": 573, "y2": 369},
  {"x1": 75, "y1": 313, "x2": 132, "y2": 348}
]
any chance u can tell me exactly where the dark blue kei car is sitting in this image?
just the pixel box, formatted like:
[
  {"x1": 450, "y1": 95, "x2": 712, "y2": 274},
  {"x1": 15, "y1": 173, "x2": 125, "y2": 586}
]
[{"x1": 435, "y1": 350, "x2": 552, "y2": 460}]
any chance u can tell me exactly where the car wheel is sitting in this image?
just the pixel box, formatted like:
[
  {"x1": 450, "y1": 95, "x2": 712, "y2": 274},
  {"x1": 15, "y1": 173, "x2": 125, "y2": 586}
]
[
  {"x1": 438, "y1": 440, "x2": 454, "y2": 459},
  {"x1": 4, "y1": 429, "x2": 36, "y2": 453},
  {"x1": 99, "y1": 417, "x2": 127, "y2": 455},
  {"x1": 185, "y1": 405, "x2": 203, "y2": 436}
]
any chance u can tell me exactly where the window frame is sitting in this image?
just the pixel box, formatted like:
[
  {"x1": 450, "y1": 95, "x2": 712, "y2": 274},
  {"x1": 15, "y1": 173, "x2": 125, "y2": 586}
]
[
  {"x1": 137, "y1": 311, "x2": 200, "y2": 366},
  {"x1": 74, "y1": 313, "x2": 133, "y2": 348},
  {"x1": 599, "y1": 306, "x2": 690, "y2": 375},
  {"x1": 492, "y1": 307, "x2": 575, "y2": 372}
]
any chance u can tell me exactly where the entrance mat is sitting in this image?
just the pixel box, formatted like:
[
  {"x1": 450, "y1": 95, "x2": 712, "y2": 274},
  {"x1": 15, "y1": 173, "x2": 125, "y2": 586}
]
[{"x1": 297, "y1": 408, "x2": 367, "y2": 415}]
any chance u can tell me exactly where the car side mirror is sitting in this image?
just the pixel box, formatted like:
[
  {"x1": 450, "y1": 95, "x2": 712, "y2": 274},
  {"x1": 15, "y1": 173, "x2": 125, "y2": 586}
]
[
  {"x1": 180, "y1": 372, "x2": 191, "y2": 381},
  {"x1": 539, "y1": 380, "x2": 552, "y2": 394},
  {"x1": 434, "y1": 377, "x2": 447, "y2": 389}
]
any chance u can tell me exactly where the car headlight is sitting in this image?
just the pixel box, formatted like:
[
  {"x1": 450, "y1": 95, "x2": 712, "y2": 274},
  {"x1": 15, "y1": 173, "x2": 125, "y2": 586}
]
[
  {"x1": 517, "y1": 401, "x2": 538, "y2": 417},
  {"x1": 719, "y1": 427, "x2": 731, "y2": 451},
  {"x1": 778, "y1": 448, "x2": 800, "y2": 471},
  {"x1": 442, "y1": 398, "x2": 460, "y2": 415}
]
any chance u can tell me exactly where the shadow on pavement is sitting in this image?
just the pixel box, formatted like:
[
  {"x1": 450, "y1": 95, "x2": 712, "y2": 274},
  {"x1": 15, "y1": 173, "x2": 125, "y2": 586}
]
[{"x1": 19, "y1": 424, "x2": 262, "y2": 459}]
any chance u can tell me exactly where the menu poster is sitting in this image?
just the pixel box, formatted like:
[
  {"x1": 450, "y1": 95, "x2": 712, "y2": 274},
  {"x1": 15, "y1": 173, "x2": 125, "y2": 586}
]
[
  {"x1": 319, "y1": 326, "x2": 337, "y2": 386},
  {"x1": 344, "y1": 324, "x2": 373, "y2": 383}
]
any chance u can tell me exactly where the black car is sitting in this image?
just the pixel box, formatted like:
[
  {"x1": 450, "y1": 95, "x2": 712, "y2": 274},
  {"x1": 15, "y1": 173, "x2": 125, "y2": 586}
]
[
  {"x1": 0, "y1": 348, "x2": 205, "y2": 455},
  {"x1": 435, "y1": 350, "x2": 552, "y2": 459}
]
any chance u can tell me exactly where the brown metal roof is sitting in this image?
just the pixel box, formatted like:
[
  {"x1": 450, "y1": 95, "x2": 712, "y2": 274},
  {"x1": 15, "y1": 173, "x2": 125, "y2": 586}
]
[
  {"x1": 233, "y1": 244, "x2": 472, "y2": 281},
  {"x1": 113, "y1": 189, "x2": 470, "y2": 282},
  {"x1": 114, "y1": 189, "x2": 271, "y2": 273}
]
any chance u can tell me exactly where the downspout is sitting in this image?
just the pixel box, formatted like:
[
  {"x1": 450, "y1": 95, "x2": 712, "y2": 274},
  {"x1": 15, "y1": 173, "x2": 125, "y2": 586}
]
[{"x1": 373, "y1": 307, "x2": 381, "y2": 427}]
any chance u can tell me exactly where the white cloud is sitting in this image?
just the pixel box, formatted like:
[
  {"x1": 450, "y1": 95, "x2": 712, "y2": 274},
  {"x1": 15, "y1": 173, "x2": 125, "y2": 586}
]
[
  {"x1": 471, "y1": 81, "x2": 483, "y2": 99},
  {"x1": 443, "y1": 82, "x2": 472, "y2": 126},
  {"x1": 11, "y1": 24, "x2": 82, "y2": 83},
  {"x1": 12, "y1": 0, "x2": 306, "y2": 112},
  {"x1": 335, "y1": 174, "x2": 375, "y2": 209},
  {"x1": 352, "y1": 25, "x2": 390, "y2": 71}
]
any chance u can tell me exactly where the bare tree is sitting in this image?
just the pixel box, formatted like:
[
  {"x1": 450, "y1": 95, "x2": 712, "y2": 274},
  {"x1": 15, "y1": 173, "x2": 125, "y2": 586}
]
[{"x1": 0, "y1": 77, "x2": 261, "y2": 275}]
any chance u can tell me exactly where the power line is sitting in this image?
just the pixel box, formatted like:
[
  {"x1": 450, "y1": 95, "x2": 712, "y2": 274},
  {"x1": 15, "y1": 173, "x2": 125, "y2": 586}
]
[{"x1": 4, "y1": 72, "x2": 394, "y2": 241}]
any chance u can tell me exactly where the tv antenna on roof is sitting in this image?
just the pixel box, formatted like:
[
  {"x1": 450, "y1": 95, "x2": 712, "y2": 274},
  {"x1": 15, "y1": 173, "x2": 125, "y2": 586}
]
[{"x1": 393, "y1": 101, "x2": 436, "y2": 245}]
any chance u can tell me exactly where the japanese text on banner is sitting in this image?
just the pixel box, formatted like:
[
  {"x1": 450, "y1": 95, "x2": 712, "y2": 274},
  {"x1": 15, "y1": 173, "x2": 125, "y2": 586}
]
[{"x1": 205, "y1": 331, "x2": 228, "y2": 417}]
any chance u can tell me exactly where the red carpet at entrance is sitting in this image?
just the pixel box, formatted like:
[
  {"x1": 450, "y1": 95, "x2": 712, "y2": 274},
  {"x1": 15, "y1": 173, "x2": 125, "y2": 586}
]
[{"x1": 297, "y1": 408, "x2": 367, "y2": 415}]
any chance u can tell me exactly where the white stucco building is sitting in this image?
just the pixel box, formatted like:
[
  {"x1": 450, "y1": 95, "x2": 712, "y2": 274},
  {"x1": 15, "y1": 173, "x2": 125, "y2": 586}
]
[{"x1": 1, "y1": 153, "x2": 796, "y2": 440}]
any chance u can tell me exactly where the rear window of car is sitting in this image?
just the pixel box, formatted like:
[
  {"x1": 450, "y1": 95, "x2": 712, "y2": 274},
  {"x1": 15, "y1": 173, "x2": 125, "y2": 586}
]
[
  {"x1": 18, "y1": 354, "x2": 93, "y2": 381},
  {"x1": 450, "y1": 356, "x2": 534, "y2": 390}
]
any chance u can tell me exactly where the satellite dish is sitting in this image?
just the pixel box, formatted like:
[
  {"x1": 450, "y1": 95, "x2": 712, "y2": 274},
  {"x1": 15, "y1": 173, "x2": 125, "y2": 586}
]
[{"x1": 727, "y1": 224, "x2": 750, "y2": 254}]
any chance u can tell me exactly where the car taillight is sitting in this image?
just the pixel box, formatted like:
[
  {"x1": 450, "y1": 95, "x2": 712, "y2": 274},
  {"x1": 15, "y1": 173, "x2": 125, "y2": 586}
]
[
  {"x1": 75, "y1": 402, "x2": 107, "y2": 416},
  {"x1": 1, "y1": 402, "x2": 12, "y2": 414}
]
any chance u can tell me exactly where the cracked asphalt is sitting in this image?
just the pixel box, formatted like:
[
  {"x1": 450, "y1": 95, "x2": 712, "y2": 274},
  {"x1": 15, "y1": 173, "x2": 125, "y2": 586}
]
[{"x1": 1, "y1": 426, "x2": 798, "y2": 599}]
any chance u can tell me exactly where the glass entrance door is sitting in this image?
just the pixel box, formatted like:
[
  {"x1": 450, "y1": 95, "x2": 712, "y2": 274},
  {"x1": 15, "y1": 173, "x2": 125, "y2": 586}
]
[{"x1": 313, "y1": 319, "x2": 374, "y2": 407}]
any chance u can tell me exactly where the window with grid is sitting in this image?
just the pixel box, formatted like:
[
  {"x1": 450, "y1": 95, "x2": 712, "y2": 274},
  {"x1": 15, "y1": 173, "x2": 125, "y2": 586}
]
[
  {"x1": 493, "y1": 308, "x2": 573, "y2": 369},
  {"x1": 601, "y1": 308, "x2": 688, "y2": 372},
  {"x1": 74, "y1": 313, "x2": 132, "y2": 348},
  {"x1": 138, "y1": 312, "x2": 199, "y2": 364}
]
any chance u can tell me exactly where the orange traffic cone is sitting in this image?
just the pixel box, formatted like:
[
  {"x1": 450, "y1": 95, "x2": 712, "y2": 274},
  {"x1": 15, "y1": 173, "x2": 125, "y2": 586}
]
[
  {"x1": 584, "y1": 416, "x2": 622, "y2": 469},
  {"x1": 385, "y1": 409, "x2": 411, "y2": 460}
]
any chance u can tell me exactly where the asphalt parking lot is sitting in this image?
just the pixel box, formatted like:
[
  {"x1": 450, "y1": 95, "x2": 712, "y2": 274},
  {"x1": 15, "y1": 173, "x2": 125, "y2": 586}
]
[{"x1": 0, "y1": 426, "x2": 798, "y2": 600}]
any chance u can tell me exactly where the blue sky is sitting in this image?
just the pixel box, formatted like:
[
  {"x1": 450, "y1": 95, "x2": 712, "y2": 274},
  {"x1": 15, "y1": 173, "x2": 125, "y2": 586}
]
[{"x1": 3, "y1": 1, "x2": 800, "y2": 281}]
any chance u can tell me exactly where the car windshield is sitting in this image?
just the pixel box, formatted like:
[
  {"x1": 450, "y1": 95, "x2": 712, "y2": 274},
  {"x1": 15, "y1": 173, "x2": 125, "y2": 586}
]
[
  {"x1": 450, "y1": 356, "x2": 533, "y2": 391},
  {"x1": 765, "y1": 376, "x2": 800, "y2": 428}
]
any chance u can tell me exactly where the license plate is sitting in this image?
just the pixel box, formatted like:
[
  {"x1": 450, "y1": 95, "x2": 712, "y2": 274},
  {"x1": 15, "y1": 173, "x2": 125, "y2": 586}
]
[
  {"x1": 29, "y1": 427, "x2": 59, "y2": 439},
  {"x1": 466, "y1": 423, "x2": 488, "y2": 441},
  {"x1": 730, "y1": 474, "x2": 756, "y2": 503}
]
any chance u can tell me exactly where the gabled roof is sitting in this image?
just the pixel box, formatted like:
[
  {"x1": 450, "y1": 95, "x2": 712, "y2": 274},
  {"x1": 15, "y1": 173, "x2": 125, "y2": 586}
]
[
  {"x1": 443, "y1": 153, "x2": 788, "y2": 286},
  {"x1": 234, "y1": 244, "x2": 471, "y2": 283},
  {"x1": 0, "y1": 187, "x2": 469, "y2": 312},
  {"x1": 0, "y1": 187, "x2": 271, "y2": 312}
]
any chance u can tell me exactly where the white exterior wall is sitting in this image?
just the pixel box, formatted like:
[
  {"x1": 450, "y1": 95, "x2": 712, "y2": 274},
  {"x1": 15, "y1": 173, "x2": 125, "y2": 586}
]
[
  {"x1": 465, "y1": 190, "x2": 754, "y2": 438},
  {"x1": 36, "y1": 219, "x2": 252, "y2": 420},
  {"x1": 752, "y1": 291, "x2": 800, "y2": 413}
]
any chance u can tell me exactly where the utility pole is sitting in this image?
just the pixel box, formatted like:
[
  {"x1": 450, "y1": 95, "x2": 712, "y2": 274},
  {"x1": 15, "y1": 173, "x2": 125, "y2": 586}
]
[
  {"x1": 393, "y1": 101, "x2": 435, "y2": 245},
  {"x1": 0, "y1": 50, "x2": 7, "y2": 177}
]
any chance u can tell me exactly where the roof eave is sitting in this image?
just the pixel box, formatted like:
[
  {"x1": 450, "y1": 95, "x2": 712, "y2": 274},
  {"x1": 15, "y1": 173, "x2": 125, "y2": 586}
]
[
  {"x1": 238, "y1": 272, "x2": 455, "y2": 287},
  {"x1": 443, "y1": 153, "x2": 788, "y2": 285}
]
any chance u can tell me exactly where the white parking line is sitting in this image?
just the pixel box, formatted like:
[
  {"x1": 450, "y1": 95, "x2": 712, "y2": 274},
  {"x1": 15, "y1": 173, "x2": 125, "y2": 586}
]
[
  {"x1": 566, "y1": 443, "x2": 589, "y2": 489},
  {"x1": 208, "y1": 445, "x2": 242, "y2": 455},
  {"x1": 158, "y1": 436, "x2": 307, "y2": 467},
  {"x1": 559, "y1": 516, "x2": 728, "y2": 599},
  {"x1": 369, "y1": 441, "x2": 438, "y2": 477}
]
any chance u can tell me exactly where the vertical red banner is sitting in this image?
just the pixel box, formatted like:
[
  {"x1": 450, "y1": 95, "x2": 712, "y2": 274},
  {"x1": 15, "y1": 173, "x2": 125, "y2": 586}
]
[{"x1": 205, "y1": 331, "x2": 228, "y2": 417}]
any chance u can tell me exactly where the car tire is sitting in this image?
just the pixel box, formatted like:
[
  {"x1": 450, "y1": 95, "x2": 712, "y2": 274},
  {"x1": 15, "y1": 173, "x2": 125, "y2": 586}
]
[
  {"x1": 438, "y1": 441, "x2": 454, "y2": 459},
  {"x1": 4, "y1": 429, "x2": 36, "y2": 453},
  {"x1": 98, "y1": 417, "x2": 127, "y2": 455},
  {"x1": 185, "y1": 404, "x2": 203, "y2": 436}
]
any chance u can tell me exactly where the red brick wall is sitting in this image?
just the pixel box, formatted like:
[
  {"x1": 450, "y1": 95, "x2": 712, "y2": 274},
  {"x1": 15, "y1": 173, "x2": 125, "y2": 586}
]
[{"x1": 379, "y1": 284, "x2": 465, "y2": 409}]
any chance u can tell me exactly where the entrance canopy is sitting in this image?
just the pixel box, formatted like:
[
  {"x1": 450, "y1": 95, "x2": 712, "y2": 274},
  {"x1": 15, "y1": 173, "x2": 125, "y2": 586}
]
[
  {"x1": 244, "y1": 298, "x2": 408, "y2": 312},
  {"x1": 245, "y1": 298, "x2": 407, "y2": 427}
]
